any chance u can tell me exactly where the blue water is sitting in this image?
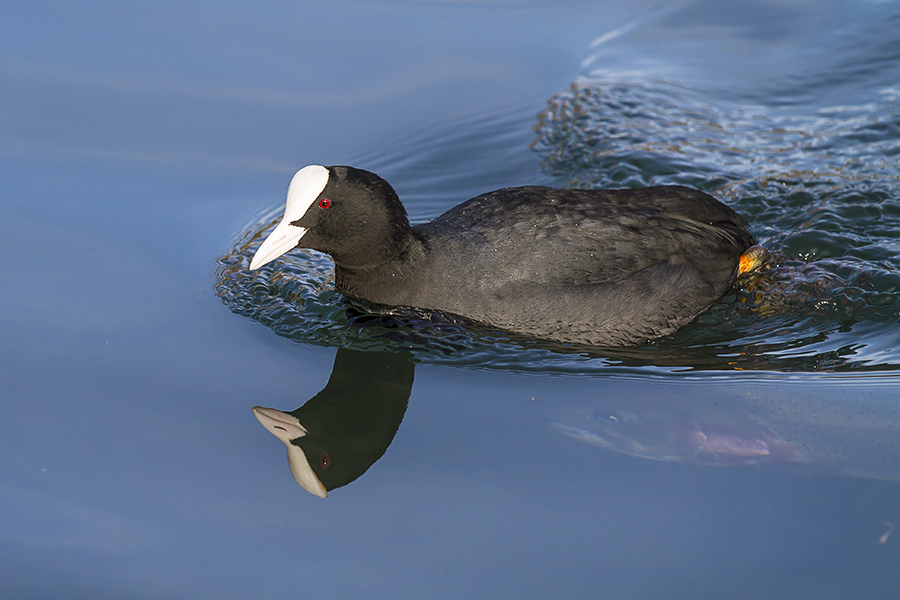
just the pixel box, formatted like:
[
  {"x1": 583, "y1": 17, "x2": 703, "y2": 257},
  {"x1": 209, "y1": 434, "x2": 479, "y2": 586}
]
[{"x1": 3, "y1": 1, "x2": 900, "y2": 598}]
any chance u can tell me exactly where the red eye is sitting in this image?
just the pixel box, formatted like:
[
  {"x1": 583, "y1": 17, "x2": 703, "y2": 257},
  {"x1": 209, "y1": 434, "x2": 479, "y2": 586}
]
[
  {"x1": 318, "y1": 198, "x2": 331, "y2": 209},
  {"x1": 319, "y1": 453, "x2": 331, "y2": 469}
]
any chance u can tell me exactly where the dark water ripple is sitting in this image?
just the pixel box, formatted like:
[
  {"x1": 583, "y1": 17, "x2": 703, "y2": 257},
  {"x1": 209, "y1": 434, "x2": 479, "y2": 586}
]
[{"x1": 217, "y1": 71, "x2": 900, "y2": 374}]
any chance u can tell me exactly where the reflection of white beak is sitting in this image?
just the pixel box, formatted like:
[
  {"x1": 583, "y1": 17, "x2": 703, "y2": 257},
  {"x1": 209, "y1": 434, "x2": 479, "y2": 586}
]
[
  {"x1": 252, "y1": 406, "x2": 328, "y2": 498},
  {"x1": 248, "y1": 165, "x2": 330, "y2": 270},
  {"x1": 248, "y1": 221, "x2": 308, "y2": 270},
  {"x1": 252, "y1": 406, "x2": 308, "y2": 441}
]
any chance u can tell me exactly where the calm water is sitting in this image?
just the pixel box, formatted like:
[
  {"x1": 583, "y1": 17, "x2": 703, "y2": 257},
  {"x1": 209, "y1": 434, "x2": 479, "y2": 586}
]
[{"x1": 3, "y1": 1, "x2": 900, "y2": 598}]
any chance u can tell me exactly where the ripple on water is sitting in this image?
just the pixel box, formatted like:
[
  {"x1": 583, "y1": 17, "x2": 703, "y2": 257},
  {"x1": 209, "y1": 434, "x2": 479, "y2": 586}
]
[{"x1": 217, "y1": 75, "x2": 900, "y2": 374}]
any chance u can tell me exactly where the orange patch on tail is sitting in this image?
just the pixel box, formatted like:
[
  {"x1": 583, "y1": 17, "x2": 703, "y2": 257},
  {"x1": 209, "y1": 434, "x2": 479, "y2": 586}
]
[{"x1": 739, "y1": 246, "x2": 768, "y2": 274}]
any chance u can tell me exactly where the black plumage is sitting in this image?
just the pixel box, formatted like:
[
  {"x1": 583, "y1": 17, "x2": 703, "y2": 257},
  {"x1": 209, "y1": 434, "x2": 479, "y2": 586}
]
[{"x1": 252, "y1": 165, "x2": 756, "y2": 346}]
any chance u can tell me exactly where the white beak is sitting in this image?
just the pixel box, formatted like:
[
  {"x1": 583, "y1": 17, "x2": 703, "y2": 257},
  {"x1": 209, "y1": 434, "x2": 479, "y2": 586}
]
[
  {"x1": 248, "y1": 220, "x2": 308, "y2": 270},
  {"x1": 248, "y1": 165, "x2": 330, "y2": 270}
]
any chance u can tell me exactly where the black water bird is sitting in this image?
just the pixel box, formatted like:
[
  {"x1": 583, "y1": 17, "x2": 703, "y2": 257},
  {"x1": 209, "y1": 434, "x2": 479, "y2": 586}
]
[{"x1": 250, "y1": 166, "x2": 762, "y2": 345}]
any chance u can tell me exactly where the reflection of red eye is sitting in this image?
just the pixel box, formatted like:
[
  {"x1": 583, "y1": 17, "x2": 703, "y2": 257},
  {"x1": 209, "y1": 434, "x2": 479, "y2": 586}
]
[
  {"x1": 318, "y1": 198, "x2": 331, "y2": 209},
  {"x1": 319, "y1": 453, "x2": 331, "y2": 469}
]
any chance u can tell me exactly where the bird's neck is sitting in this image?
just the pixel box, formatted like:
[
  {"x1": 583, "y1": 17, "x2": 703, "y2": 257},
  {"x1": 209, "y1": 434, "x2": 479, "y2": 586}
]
[{"x1": 332, "y1": 232, "x2": 428, "y2": 302}]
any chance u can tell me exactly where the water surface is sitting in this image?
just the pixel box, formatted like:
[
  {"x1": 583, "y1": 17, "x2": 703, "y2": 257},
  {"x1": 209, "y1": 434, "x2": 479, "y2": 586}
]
[{"x1": 3, "y1": 1, "x2": 900, "y2": 599}]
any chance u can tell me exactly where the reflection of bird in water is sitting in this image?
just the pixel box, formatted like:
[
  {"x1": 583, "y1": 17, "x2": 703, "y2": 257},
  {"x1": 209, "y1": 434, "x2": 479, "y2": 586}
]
[{"x1": 253, "y1": 348, "x2": 413, "y2": 497}]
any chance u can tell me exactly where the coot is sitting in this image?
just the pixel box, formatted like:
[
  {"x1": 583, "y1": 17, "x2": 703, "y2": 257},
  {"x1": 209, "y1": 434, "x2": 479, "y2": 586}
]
[{"x1": 250, "y1": 165, "x2": 761, "y2": 346}]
